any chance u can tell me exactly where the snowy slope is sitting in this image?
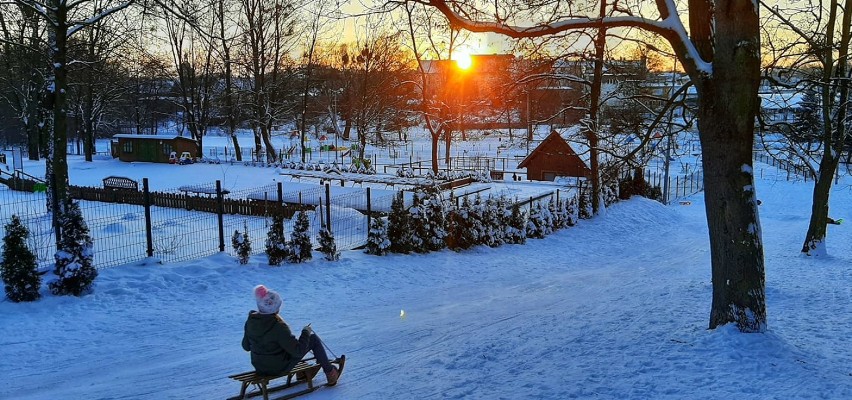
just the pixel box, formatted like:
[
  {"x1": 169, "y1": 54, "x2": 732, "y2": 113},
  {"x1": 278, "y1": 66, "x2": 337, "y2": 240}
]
[{"x1": 1, "y1": 162, "x2": 851, "y2": 399}]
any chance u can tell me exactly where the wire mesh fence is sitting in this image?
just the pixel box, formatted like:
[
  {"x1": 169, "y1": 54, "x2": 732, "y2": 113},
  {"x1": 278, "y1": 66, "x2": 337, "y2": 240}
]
[
  {"x1": 3, "y1": 162, "x2": 710, "y2": 272},
  {"x1": 0, "y1": 177, "x2": 386, "y2": 270}
]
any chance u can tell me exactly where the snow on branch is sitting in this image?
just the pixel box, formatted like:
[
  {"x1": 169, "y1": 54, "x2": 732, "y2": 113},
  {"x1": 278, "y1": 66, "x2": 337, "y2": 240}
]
[
  {"x1": 419, "y1": 0, "x2": 711, "y2": 76},
  {"x1": 67, "y1": 1, "x2": 135, "y2": 38}
]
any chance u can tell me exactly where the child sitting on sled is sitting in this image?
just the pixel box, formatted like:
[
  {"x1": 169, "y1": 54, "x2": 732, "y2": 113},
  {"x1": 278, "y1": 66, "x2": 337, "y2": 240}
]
[{"x1": 242, "y1": 285, "x2": 342, "y2": 386}]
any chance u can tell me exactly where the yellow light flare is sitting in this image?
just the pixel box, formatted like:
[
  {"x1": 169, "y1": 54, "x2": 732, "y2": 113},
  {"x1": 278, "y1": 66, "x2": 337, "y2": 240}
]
[{"x1": 455, "y1": 53, "x2": 473, "y2": 70}]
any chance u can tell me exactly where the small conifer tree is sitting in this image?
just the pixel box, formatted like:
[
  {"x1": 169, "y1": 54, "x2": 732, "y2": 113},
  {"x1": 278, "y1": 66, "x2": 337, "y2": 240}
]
[
  {"x1": 481, "y1": 197, "x2": 503, "y2": 247},
  {"x1": 232, "y1": 221, "x2": 252, "y2": 265},
  {"x1": 365, "y1": 217, "x2": 390, "y2": 256},
  {"x1": 444, "y1": 197, "x2": 461, "y2": 250},
  {"x1": 456, "y1": 196, "x2": 478, "y2": 249},
  {"x1": 469, "y1": 194, "x2": 486, "y2": 245},
  {"x1": 424, "y1": 193, "x2": 447, "y2": 251},
  {"x1": 317, "y1": 227, "x2": 340, "y2": 261},
  {"x1": 549, "y1": 197, "x2": 562, "y2": 231},
  {"x1": 387, "y1": 192, "x2": 413, "y2": 253},
  {"x1": 408, "y1": 192, "x2": 428, "y2": 253},
  {"x1": 288, "y1": 211, "x2": 312, "y2": 263},
  {"x1": 526, "y1": 201, "x2": 549, "y2": 239},
  {"x1": 265, "y1": 214, "x2": 289, "y2": 266},
  {"x1": 566, "y1": 197, "x2": 579, "y2": 227},
  {"x1": 506, "y1": 204, "x2": 527, "y2": 244},
  {"x1": 578, "y1": 188, "x2": 593, "y2": 219},
  {"x1": 50, "y1": 200, "x2": 97, "y2": 296},
  {"x1": 1, "y1": 215, "x2": 40, "y2": 302}
]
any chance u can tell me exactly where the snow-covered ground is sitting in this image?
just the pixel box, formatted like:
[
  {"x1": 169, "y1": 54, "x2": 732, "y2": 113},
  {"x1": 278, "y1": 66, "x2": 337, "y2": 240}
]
[{"x1": 1, "y1": 151, "x2": 851, "y2": 398}]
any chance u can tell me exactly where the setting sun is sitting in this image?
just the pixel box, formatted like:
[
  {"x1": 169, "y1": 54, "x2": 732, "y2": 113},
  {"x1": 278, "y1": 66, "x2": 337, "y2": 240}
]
[{"x1": 455, "y1": 53, "x2": 473, "y2": 70}]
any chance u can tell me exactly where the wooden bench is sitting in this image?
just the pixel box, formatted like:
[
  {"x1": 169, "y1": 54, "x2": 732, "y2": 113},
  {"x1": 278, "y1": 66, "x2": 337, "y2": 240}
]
[
  {"x1": 227, "y1": 356, "x2": 343, "y2": 400},
  {"x1": 103, "y1": 176, "x2": 138, "y2": 191}
]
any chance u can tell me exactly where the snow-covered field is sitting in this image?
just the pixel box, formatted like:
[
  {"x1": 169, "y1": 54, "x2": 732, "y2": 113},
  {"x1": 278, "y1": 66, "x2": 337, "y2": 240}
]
[{"x1": 1, "y1": 147, "x2": 851, "y2": 398}]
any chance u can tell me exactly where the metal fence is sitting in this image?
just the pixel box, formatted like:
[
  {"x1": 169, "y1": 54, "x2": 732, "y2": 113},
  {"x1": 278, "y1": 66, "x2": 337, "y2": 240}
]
[{"x1": 0, "y1": 178, "x2": 380, "y2": 271}]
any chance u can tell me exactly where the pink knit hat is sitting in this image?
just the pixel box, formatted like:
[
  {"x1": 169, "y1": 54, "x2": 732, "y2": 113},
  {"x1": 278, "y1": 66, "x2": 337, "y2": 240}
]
[{"x1": 254, "y1": 285, "x2": 282, "y2": 314}]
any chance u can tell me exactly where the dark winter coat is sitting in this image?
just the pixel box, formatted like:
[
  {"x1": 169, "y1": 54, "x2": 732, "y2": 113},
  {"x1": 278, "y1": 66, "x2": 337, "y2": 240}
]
[{"x1": 241, "y1": 311, "x2": 311, "y2": 375}]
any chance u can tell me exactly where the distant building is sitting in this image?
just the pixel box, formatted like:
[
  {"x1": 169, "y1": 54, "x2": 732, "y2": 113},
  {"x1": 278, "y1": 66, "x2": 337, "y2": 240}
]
[
  {"x1": 111, "y1": 134, "x2": 198, "y2": 163},
  {"x1": 518, "y1": 130, "x2": 591, "y2": 181}
]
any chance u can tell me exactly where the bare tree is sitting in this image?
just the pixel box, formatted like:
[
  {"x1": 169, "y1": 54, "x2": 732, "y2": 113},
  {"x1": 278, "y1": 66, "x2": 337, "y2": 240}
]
[
  {"x1": 214, "y1": 0, "x2": 242, "y2": 161},
  {"x1": 163, "y1": 0, "x2": 218, "y2": 156},
  {"x1": 403, "y1": 2, "x2": 470, "y2": 174},
  {"x1": 68, "y1": 2, "x2": 132, "y2": 161},
  {"x1": 0, "y1": 2, "x2": 49, "y2": 160},
  {"x1": 418, "y1": 0, "x2": 766, "y2": 332},
  {"x1": 237, "y1": 0, "x2": 297, "y2": 162},
  {"x1": 341, "y1": 25, "x2": 410, "y2": 162},
  {"x1": 761, "y1": 0, "x2": 852, "y2": 256},
  {"x1": 296, "y1": 0, "x2": 335, "y2": 163},
  {"x1": 9, "y1": 0, "x2": 133, "y2": 245}
]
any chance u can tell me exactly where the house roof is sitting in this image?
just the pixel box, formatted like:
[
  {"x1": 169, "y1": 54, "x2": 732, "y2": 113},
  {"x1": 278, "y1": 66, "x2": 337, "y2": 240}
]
[
  {"x1": 517, "y1": 129, "x2": 591, "y2": 171},
  {"x1": 113, "y1": 134, "x2": 196, "y2": 141}
]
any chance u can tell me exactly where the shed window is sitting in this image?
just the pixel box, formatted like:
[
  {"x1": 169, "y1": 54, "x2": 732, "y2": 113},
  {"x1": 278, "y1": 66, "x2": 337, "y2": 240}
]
[
  {"x1": 163, "y1": 143, "x2": 173, "y2": 155},
  {"x1": 122, "y1": 141, "x2": 133, "y2": 153}
]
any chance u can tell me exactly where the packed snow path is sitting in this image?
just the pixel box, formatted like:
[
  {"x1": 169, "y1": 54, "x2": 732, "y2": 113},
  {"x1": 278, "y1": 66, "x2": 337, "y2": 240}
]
[{"x1": 1, "y1": 173, "x2": 851, "y2": 399}]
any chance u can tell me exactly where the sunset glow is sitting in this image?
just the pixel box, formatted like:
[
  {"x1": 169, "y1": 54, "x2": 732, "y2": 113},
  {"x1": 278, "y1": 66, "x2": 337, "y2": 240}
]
[{"x1": 455, "y1": 53, "x2": 473, "y2": 70}]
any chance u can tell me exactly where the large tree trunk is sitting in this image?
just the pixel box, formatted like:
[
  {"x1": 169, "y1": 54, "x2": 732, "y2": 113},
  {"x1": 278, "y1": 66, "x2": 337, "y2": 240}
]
[
  {"x1": 697, "y1": 0, "x2": 765, "y2": 332},
  {"x1": 444, "y1": 127, "x2": 453, "y2": 166},
  {"x1": 49, "y1": 2, "x2": 71, "y2": 244},
  {"x1": 82, "y1": 85, "x2": 95, "y2": 162},
  {"x1": 586, "y1": 0, "x2": 606, "y2": 214}
]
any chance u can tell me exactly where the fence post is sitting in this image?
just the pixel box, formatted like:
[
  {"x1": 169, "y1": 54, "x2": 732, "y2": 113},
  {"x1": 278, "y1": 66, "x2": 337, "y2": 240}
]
[
  {"x1": 277, "y1": 182, "x2": 283, "y2": 205},
  {"x1": 216, "y1": 180, "x2": 225, "y2": 252},
  {"x1": 366, "y1": 187, "x2": 372, "y2": 231},
  {"x1": 143, "y1": 178, "x2": 154, "y2": 257},
  {"x1": 325, "y1": 183, "x2": 332, "y2": 232},
  {"x1": 556, "y1": 189, "x2": 560, "y2": 205}
]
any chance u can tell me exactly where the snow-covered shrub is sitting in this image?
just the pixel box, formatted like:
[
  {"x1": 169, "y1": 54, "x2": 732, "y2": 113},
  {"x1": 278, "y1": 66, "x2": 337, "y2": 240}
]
[
  {"x1": 232, "y1": 221, "x2": 251, "y2": 265},
  {"x1": 1, "y1": 215, "x2": 40, "y2": 302},
  {"x1": 388, "y1": 192, "x2": 413, "y2": 253},
  {"x1": 480, "y1": 197, "x2": 504, "y2": 247},
  {"x1": 396, "y1": 167, "x2": 414, "y2": 178},
  {"x1": 364, "y1": 217, "x2": 390, "y2": 256},
  {"x1": 526, "y1": 201, "x2": 551, "y2": 239},
  {"x1": 446, "y1": 196, "x2": 477, "y2": 251},
  {"x1": 566, "y1": 197, "x2": 579, "y2": 227},
  {"x1": 49, "y1": 200, "x2": 97, "y2": 296},
  {"x1": 317, "y1": 227, "x2": 339, "y2": 261},
  {"x1": 288, "y1": 211, "x2": 312, "y2": 263},
  {"x1": 265, "y1": 214, "x2": 289, "y2": 266},
  {"x1": 408, "y1": 192, "x2": 428, "y2": 253},
  {"x1": 603, "y1": 180, "x2": 619, "y2": 207},
  {"x1": 548, "y1": 198, "x2": 561, "y2": 231},
  {"x1": 423, "y1": 192, "x2": 447, "y2": 251},
  {"x1": 506, "y1": 204, "x2": 527, "y2": 244},
  {"x1": 469, "y1": 195, "x2": 486, "y2": 245},
  {"x1": 578, "y1": 188, "x2": 593, "y2": 220},
  {"x1": 646, "y1": 185, "x2": 663, "y2": 202}
]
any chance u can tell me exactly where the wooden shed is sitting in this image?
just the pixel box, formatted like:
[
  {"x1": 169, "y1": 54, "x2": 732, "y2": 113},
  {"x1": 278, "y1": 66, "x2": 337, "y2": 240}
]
[
  {"x1": 517, "y1": 130, "x2": 591, "y2": 181},
  {"x1": 111, "y1": 135, "x2": 198, "y2": 163}
]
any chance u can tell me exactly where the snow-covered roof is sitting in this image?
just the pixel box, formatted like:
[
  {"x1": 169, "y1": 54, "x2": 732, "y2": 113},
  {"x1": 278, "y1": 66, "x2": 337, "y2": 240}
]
[{"x1": 112, "y1": 134, "x2": 194, "y2": 140}]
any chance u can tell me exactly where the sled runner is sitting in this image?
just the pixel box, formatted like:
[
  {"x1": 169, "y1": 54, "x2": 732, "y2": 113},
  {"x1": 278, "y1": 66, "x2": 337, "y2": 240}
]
[{"x1": 227, "y1": 355, "x2": 345, "y2": 400}]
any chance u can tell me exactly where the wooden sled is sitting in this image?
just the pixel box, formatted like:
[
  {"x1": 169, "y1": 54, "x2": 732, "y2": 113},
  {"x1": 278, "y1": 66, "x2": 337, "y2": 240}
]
[{"x1": 227, "y1": 355, "x2": 345, "y2": 400}]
